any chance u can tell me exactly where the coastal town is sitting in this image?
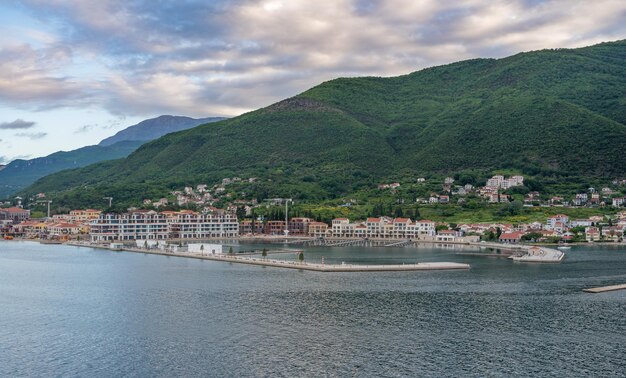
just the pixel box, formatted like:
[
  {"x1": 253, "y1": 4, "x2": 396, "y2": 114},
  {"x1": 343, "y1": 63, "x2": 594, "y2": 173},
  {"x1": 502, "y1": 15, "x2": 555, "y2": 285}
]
[
  {"x1": 2, "y1": 204, "x2": 625, "y2": 245},
  {"x1": 3, "y1": 173, "x2": 625, "y2": 245}
]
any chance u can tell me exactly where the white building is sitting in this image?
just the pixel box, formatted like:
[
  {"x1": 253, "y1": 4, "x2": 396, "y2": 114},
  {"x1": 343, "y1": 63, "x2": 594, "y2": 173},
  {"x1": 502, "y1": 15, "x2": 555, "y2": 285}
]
[
  {"x1": 547, "y1": 214, "x2": 569, "y2": 230},
  {"x1": 90, "y1": 210, "x2": 238, "y2": 242},
  {"x1": 188, "y1": 243, "x2": 223, "y2": 254}
]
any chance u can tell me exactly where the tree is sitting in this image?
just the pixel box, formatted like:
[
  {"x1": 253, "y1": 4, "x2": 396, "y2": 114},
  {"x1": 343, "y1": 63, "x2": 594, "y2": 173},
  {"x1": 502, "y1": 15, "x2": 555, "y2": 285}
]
[
  {"x1": 262, "y1": 248, "x2": 268, "y2": 258},
  {"x1": 298, "y1": 251, "x2": 304, "y2": 263},
  {"x1": 200, "y1": 244, "x2": 204, "y2": 255},
  {"x1": 236, "y1": 206, "x2": 246, "y2": 220},
  {"x1": 483, "y1": 230, "x2": 495, "y2": 241},
  {"x1": 143, "y1": 240, "x2": 148, "y2": 249},
  {"x1": 394, "y1": 206, "x2": 404, "y2": 218},
  {"x1": 229, "y1": 246, "x2": 234, "y2": 254},
  {"x1": 521, "y1": 232, "x2": 543, "y2": 242},
  {"x1": 414, "y1": 206, "x2": 421, "y2": 220}
]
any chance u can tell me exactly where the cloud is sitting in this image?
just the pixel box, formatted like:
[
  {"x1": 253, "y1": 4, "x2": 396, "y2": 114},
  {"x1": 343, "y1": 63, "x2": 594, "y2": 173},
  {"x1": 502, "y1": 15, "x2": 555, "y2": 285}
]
[
  {"x1": 0, "y1": 44, "x2": 92, "y2": 108},
  {"x1": 4, "y1": 0, "x2": 626, "y2": 118},
  {"x1": 0, "y1": 119, "x2": 37, "y2": 129},
  {"x1": 74, "y1": 124, "x2": 98, "y2": 133},
  {"x1": 14, "y1": 132, "x2": 48, "y2": 139}
]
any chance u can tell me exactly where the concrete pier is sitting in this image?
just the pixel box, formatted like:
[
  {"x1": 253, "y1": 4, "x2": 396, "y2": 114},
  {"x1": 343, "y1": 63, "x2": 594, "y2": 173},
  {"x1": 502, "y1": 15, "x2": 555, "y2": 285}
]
[
  {"x1": 583, "y1": 284, "x2": 626, "y2": 293},
  {"x1": 66, "y1": 242, "x2": 470, "y2": 272}
]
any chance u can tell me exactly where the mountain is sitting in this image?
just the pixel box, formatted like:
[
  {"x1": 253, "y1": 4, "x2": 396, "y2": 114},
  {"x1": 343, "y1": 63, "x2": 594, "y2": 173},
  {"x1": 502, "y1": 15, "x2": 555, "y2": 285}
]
[
  {"x1": 0, "y1": 141, "x2": 143, "y2": 198},
  {"x1": 98, "y1": 115, "x2": 226, "y2": 146},
  {"x1": 22, "y1": 40, "x2": 626, "y2": 207},
  {"x1": 0, "y1": 116, "x2": 225, "y2": 198}
]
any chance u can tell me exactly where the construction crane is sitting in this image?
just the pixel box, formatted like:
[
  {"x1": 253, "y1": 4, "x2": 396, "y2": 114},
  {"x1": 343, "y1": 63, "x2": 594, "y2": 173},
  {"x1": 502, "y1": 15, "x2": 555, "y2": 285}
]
[
  {"x1": 284, "y1": 198, "x2": 292, "y2": 236},
  {"x1": 36, "y1": 200, "x2": 53, "y2": 218},
  {"x1": 103, "y1": 197, "x2": 113, "y2": 208}
]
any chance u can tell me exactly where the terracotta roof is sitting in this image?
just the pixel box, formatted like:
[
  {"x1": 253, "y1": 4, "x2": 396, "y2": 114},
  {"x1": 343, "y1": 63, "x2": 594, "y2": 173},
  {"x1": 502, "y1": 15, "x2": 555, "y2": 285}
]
[
  {"x1": 1, "y1": 207, "x2": 29, "y2": 213},
  {"x1": 499, "y1": 231, "x2": 525, "y2": 239},
  {"x1": 393, "y1": 218, "x2": 411, "y2": 223}
]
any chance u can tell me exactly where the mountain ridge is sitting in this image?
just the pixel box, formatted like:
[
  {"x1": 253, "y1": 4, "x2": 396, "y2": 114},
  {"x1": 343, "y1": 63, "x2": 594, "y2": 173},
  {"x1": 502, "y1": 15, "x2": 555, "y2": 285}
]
[
  {"x1": 0, "y1": 115, "x2": 226, "y2": 198},
  {"x1": 99, "y1": 115, "x2": 227, "y2": 146},
  {"x1": 20, "y1": 40, "x2": 626, "y2": 207}
]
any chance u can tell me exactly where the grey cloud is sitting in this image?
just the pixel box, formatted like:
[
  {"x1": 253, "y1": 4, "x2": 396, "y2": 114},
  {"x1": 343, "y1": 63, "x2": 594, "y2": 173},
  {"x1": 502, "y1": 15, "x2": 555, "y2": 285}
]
[
  {"x1": 74, "y1": 124, "x2": 98, "y2": 133},
  {"x1": 0, "y1": 44, "x2": 92, "y2": 108},
  {"x1": 0, "y1": 119, "x2": 36, "y2": 129},
  {"x1": 10, "y1": 0, "x2": 626, "y2": 118},
  {"x1": 15, "y1": 132, "x2": 48, "y2": 139}
]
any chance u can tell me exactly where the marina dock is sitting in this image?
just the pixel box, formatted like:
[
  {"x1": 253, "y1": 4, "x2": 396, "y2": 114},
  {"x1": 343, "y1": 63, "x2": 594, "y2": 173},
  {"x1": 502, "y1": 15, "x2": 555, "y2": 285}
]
[{"x1": 583, "y1": 284, "x2": 626, "y2": 293}]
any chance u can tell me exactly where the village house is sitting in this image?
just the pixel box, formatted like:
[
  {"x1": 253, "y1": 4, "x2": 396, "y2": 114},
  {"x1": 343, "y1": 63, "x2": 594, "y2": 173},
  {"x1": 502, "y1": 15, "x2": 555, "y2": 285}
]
[
  {"x1": 585, "y1": 227, "x2": 601, "y2": 242},
  {"x1": 612, "y1": 197, "x2": 626, "y2": 208},
  {"x1": 547, "y1": 214, "x2": 569, "y2": 230},
  {"x1": 499, "y1": 231, "x2": 525, "y2": 244},
  {"x1": 571, "y1": 219, "x2": 593, "y2": 227},
  {"x1": 436, "y1": 229, "x2": 461, "y2": 242}
]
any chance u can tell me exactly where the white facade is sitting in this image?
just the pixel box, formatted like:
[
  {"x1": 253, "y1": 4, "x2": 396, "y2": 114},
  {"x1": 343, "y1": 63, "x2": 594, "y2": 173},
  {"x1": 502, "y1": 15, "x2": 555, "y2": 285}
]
[
  {"x1": 188, "y1": 243, "x2": 223, "y2": 254},
  {"x1": 90, "y1": 210, "x2": 238, "y2": 242}
]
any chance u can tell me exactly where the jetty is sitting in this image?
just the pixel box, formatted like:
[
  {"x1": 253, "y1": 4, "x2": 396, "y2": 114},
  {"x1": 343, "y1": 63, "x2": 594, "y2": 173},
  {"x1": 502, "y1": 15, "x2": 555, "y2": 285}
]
[
  {"x1": 583, "y1": 284, "x2": 626, "y2": 293},
  {"x1": 508, "y1": 246, "x2": 564, "y2": 263},
  {"x1": 66, "y1": 242, "x2": 469, "y2": 272}
]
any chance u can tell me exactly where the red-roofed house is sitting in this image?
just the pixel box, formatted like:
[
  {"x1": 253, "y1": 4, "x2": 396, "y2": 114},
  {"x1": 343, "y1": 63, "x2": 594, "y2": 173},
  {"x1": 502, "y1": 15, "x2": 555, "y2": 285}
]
[{"x1": 499, "y1": 231, "x2": 525, "y2": 244}]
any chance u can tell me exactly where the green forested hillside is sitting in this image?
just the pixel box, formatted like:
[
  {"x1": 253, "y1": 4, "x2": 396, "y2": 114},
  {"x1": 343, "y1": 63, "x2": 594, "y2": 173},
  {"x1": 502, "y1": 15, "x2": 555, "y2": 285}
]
[
  {"x1": 0, "y1": 141, "x2": 143, "y2": 198},
  {"x1": 21, "y1": 40, "x2": 626, "y2": 208}
]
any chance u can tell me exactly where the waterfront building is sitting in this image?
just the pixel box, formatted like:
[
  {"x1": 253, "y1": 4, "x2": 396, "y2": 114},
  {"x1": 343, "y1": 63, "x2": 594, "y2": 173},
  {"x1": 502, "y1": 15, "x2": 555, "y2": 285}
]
[
  {"x1": 331, "y1": 218, "x2": 351, "y2": 237},
  {"x1": 288, "y1": 217, "x2": 312, "y2": 236},
  {"x1": 89, "y1": 210, "x2": 238, "y2": 242},
  {"x1": 239, "y1": 220, "x2": 260, "y2": 235},
  {"x1": 264, "y1": 220, "x2": 286, "y2": 235},
  {"x1": 188, "y1": 243, "x2": 223, "y2": 254},
  {"x1": 308, "y1": 222, "x2": 329, "y2": 238},
  {"x1": 585, "y1": 227, "x2": 601, "y2": 242},
  {"x1": 0, "y1": 207, "x2": 31, "y2": 223}
]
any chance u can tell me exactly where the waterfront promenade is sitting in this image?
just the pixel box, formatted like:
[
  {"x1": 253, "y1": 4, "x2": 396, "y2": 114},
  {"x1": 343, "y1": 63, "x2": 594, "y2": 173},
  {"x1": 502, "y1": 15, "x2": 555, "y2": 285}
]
[{"x1": 66, "y1": 242, "x2": 470, "y2": 272}]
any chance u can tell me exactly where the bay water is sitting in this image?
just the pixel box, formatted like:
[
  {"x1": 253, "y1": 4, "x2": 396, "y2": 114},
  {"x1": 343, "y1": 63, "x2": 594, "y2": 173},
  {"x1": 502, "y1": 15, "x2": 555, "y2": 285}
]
[{"x1": 1, "y1": 241, "x2": 625, "y2": 377}]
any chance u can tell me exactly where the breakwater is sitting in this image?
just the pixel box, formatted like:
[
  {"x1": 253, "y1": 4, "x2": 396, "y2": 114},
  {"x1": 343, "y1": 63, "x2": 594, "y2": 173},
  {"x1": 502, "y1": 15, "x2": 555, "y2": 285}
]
[{"x1": 66, "y1": 242, "x2": 470, "y2": 272}]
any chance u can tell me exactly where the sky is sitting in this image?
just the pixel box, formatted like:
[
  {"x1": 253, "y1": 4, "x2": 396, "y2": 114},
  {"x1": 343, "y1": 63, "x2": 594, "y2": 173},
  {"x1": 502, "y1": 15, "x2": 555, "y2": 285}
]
[{"x1": 1, "y1": 0, "x2": 625, "y2": 164}]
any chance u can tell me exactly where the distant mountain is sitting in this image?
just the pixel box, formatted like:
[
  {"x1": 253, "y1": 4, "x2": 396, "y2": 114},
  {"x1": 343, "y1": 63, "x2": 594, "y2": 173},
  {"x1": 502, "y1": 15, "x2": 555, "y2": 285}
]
[
  {"x1": 0, "y1": 141, "x2": 143, "y2": 198},
  {"x1": 0, "y1": 164, "x2": 5, "y2": 172},
  {"x1": 99, "y1": 115, "x2": 226, "y2": 146},
  {"x1": 0, "y1": 115, "x2": 225, "y2": 198},
  {"x1": 22, "y1": 40, "x2": 626, "y2": 207}
]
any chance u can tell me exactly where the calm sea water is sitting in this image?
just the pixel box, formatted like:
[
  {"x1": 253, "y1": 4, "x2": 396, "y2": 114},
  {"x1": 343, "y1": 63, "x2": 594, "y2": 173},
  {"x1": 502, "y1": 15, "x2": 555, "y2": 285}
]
[{"x1": 1, "y1": 241, "x2": 625, "y2": 377}]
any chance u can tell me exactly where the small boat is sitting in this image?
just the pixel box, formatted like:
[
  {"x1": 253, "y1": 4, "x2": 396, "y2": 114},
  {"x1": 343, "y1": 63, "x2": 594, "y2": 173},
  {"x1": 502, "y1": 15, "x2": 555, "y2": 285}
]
[
  {"x1": 3, "y1": 235, "x2": 14, "y2": 240},
  {"x1": 557, "y1": 245, "x2": 571, "y2": 250}
]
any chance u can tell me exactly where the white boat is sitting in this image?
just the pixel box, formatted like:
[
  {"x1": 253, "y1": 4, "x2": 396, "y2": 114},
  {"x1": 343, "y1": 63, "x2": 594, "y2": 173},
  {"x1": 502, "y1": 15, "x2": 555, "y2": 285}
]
[{"x1": 557, "y1": 245, "x2": 571, "y2": 250}]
